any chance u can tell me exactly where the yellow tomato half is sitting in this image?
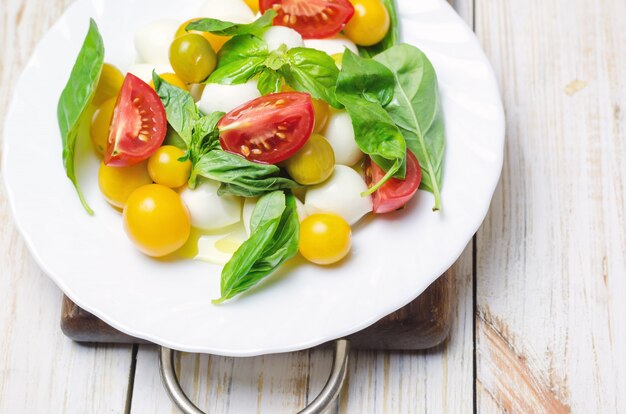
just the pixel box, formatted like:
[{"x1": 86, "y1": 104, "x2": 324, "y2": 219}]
[
  {"x1": 98, "y1": 161, "x2": 153, "y2": 208},
  {"x1": 147, "y1": 145, "x2": 192, "y2": 188},
  {"x1": 343, "y1": 0, "x2": 390, "y2": 46},
  {"x1": 299, "y1": 214, "x2": 352, "y2": 265},
  {"x1": 123, "y1": 184, "x2": 191, "y2": 257}
]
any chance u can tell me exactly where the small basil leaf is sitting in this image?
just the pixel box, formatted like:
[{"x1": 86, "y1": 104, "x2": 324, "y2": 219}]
[
  {"x1": 374, "y1": 44, "x2": 445, "y2": 210},
  {"x1": 214, "y1": 191, "x2": 299, "y2": 304},
  {"x1": 207, "y1": 35, "x2": 268, "y2": 84},
  {"x1": 153, "y1": 72, "x2": 200, "y2": 147},
  {"x1": 358, "y1": 0, "x2": 399, "y2": 58},
  {"x1": 57, "y1": 18, "x2": 104, "y2": 215},
  {"x1": 280, "y1": 47, "x2": 342, "y2": 108},
  {"x1": 257, "y1": 68, "x2": 282, "y2": 95},
  {"x1": 186, "y1": 10, "x2": 277, "y2": 37}
]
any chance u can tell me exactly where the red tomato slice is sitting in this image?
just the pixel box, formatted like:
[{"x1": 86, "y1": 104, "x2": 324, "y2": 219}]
[
  {"x1": 260, "y1": 0, "x2": 355, "y2": 39},
  {"x1": 218, "y1": 92, "x2": 314, "y2": 164},
  {"x1": 365, "y1": 151, "x2": 423, "y2": 214},
  {"x1": 104, "y1": 74, "x2": 167, "y2": 167}
]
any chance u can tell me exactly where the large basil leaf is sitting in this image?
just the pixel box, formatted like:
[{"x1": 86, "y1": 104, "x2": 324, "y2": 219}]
[
  {"x1": 207, "y1": 35, "x2": 268, "y2": 84},
  {"x1": 186, "y1": 10, "x2": 276, "y2": 37},
  {"x1": 335, "y1": 50, "x2": 407, "y2": 190},
  {"x1": 57, "y1": 19, "x2": 104, "y2": 214},
  {"x1": 359, "y1": 0, "x2": 399, "y2": 58},
  {"x1": 214, "y1": 191, "x2": 299, "y2": 304},
  {"x1": 374, "y1": 44, "x2": 445, "y2": 210},
  {"x1": 280, "y1": 47, "x2": 342, "y2": 108},
  {"x1": 191, "y1": 150, "x2": 299, "y2": 196}
]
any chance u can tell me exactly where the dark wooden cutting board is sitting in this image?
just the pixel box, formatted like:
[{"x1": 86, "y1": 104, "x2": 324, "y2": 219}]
[{"x1": 61, "y1": 274, "x2": 451, "y2": 351}]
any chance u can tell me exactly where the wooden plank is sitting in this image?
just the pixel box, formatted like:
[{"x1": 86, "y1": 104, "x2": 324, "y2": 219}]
[
  {"x1": 475, "y1": 0, "x2": 626, "y2": 412},
  {"x1": 0, "y1": 1, "x2": 134, "y2": 413}
]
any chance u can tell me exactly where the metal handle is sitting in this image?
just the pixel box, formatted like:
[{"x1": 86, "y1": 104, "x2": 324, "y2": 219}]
[{"x1": 159, "y1": 340, "x2": 350, "y2": 414}]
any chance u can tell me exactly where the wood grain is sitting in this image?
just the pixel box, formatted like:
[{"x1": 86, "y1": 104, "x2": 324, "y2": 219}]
[
  {"x1": 475, "y1": 0, "x2": 626, "y2": 411},
  {"x1": 0, "y1": 1, "x2": 134, "y2": 413}
]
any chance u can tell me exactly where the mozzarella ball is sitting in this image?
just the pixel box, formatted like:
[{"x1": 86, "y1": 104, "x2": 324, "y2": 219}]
[
  {"x1": 196, "y1": 0, "x2": 256, "y2": 23},
  {"x1": 243, "y1": 197, "x2": 308, "y2": 236},
  {"x1": 323, "y1": 110, "x2": 363, "y2": 166},
  {"x1": 305, "y1": 166, "x2": 372, "y2": 225},
  {"x1": 134, "y1": 19, "x2": 180, "y2": 65},
  {"x1": 180, "y1": 180, "x2": 242, "y2": 231},
  {"x1": 303, "y1": 34, "x2": 358, "y2": 56},
  {"x1": 198, "y1": 80, "x2": 261, "y2": 114},
  {"x1": 128, "y1": 63, "x2": 174, "y2": 84},
  {"x1": 262, "y1": 26, "x2": 304, "y2": 52}
]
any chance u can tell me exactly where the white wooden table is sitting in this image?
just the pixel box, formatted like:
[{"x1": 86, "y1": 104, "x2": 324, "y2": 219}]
[{"x1": 1, "y1": 0, "x2": 624, "y2": 412}]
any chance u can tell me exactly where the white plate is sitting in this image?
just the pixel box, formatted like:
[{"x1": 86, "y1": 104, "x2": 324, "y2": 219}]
[{"x1": 2, "y1": 0, "x2": 504, "y2": 356}]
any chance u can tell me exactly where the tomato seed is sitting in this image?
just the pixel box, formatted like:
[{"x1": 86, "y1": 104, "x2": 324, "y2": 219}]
[
  {"x1": 241, "y1": 145, "x2": 251, "y2": 157},
  {"x1": 276, "y1": 132, "x2": 286, "y2": 139},
  {"x1": 252, "y1": 149, "x2": 262, "y2": 155}
]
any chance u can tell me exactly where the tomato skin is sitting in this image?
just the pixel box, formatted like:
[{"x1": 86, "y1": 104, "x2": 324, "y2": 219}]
[
  {"x1": 104, "y1": 74, "x2": 167, "y2": 167},
  {"x1": 285, "y1": 134, "x2": 335, "y2": 185},
  {"x1": 299, "y1": 213, "x2": 352, "y2": 265},
  {"x1": 259, "y1": 0, "x2": 355, "y2": 39},
  {"x1": 169, "y1": 34, "x2": 217, "y2": 84},
  {"x1": 123, "y1": 184, "x2": 191, "y2": 257},
  {"x1": 365, "y1": 151, "x2": 422, "y2": 214},
  {"x1": 218, "y1": 92, "x2": 315, "y2": 164},
  {"x1": 93, "y1": 63, "x2": 124, "y2": 106},
  {"x1": 90, "y1": 97, "x2": 117, "y2": 155},
  {"x1": 343, "y1": 0, "x2": 390, "y2": 46}
]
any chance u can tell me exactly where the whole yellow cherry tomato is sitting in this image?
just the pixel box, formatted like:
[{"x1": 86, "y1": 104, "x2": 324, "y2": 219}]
[
  {"x1": 283, "y1": 85, "x2": 329, "y2": 132},
  {"x1": 176, "y1": 19, "x2": 231, "y2": 52},
  {"x1": 123, "y1": 184, "x2": 191, "y2": 257},
  {"x1": 343, "y1": 0, "x2": 390, "y2": 46},
  {"x1": 93, "y1": 63, "x2": 124, "y2": 105},
  {"x1": 286, "y1": 134, "x2": 335, "y2": 185},
  {"x1": 149, "y1": 73, "x2": 188, "y2": 91},
  {"x1": 170, "y1": 34, "x2": 217, "y2": 83},
  {"x1": 90, "y1": 97, "x2": 116, "y2": 155},
  {"x1": 98, "y1": 161, "x2": 153, "y2": 208},
  {"x1": 147, "y1": 145, "x2": 192, "y2": 188},
  {"x1": 299, "y1": 214, "x2": 352, "y2": 265}
]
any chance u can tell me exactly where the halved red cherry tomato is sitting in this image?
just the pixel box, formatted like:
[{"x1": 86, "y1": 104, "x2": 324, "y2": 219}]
[
  {"x1": 104, "y1": 74, "x2": 167, "y2": 167},
  {"x1": 365, "y1": 151, "x2": 422, "y2": 214},
  {"x1": 218, "y1": 92, "x2": 314, "y2": 164},
  {"x1": 259, "y1": 0, "x2": 355, "y2": 39}
]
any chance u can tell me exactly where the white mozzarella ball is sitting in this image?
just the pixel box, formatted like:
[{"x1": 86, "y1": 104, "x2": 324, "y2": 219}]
[
  {"x1": 128, "y1": 63, "x2": 174, "y2": 84},
  {"x1": 196, "y1": 0, "x2": 256, "y2": 23},
  {"x1": 134, "y1": 19, "x2": 180, "y2": 65},
  {"x1": 243, "y1": 197, "x2": 308, "y2": 237},
  {"x1": 303, "y1": 34, "x2": 358, "y2": 57},
  {"x1": 180, "y1": 181, "x2": 242, "y2": 231},
  {"x1": 323, "y1": 110, "x2": 363, "y2": 166},
  {"x1": 198, "y1": 81, "x2": 261, "y2": 115},
  {"x1": 262, "y1": 26, "x2": 304, "y2": 52},
  {"x1": 305, "y1": 165, "x2": 372, "y2": 225}
]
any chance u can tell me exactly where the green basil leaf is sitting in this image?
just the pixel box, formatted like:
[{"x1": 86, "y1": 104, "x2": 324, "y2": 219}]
[
  {"x1": 335, "y1": 51, "x2": 407, "y2": 190},
  {"x1": 186, "y1": 10, "x2": 276, "y2": 37},
  {"x1": 257, "y1": 68, "x2": 282, "y2": 95},
  {"x1": 374, "y1": 44, "x2": 445, "y2": 210},
  {"x1": 214, "y1": 191, "x2": 299, "y2": 304},
  {"x1": 207, "y1": 35, "x2": 268, "y2": 84},
  {"x1": 57, "y1": 19, "x2": 104, "y2": 215},
  {"x1": 153, "y1": 72, "x2": 200, "y2": 147},
  {"x1": 280, "y1": 47, "x2": 342, "y2": 108},
  {"x1": 191, "y1": 150, "x2": 299, "y2": 196},
  {"x1": 358, "y1": 0, "x2": 399, "y2": 58},
  {"x1": 188, "y1": 111, "x2": 225, "y2": 164}
]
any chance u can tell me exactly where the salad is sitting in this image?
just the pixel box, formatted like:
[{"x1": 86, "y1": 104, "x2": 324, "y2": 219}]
[{"x1": 57, "y1": 0, "x2": 445, "y2": 304}]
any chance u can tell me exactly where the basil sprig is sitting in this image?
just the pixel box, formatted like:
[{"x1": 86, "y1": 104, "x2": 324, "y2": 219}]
[
  {"x1": 57, "y1": 19, "x2": 104, "y2": 214},
  {"x1": 374, "y1": 44, "x2": 445, "y2": 210},
  {"x1": 152, "y1": 73, "x2": 298, "y2": 196},
  {"x1": 208, "y1": 37, "x2": 342, "y2": 108},
  {"x1": 186, "y1": 10, "x2": 277, "y2": 37},
  {"x1": 335, "y1": 50, "x2": 407, "y2": 192},
  {"x1": 214, "y1": 191, "x2": 300, "y2": 304}
]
